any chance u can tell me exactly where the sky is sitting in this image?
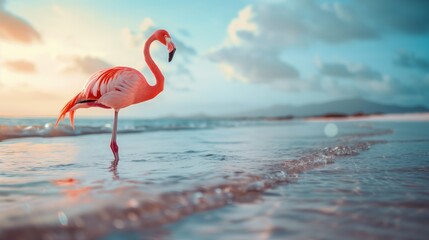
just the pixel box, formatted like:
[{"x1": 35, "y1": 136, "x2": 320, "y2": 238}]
[{"x1": 0, "y1": 0, "x2": 428, "y2": 118}]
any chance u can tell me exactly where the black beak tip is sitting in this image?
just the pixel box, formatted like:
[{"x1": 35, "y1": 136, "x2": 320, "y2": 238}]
[{"x1": 169, "y1": 48, "x2": 176, "y2": 62}]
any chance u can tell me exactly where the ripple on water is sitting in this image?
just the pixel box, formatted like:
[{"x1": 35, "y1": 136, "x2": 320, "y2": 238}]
[{"x1": 0, "y1": 139, "x2": 388, "y2": 239}]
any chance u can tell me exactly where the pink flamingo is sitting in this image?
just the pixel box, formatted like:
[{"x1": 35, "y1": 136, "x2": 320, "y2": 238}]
[{"x1": 55, "y1": 29, "x2": 176, "y2": 166}]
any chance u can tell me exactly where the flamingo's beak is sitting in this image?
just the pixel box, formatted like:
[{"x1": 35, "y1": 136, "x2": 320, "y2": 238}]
[
  {"x1": 166, "y1": 37, "x2": 176, "y2": 62},
  {"x1": 169, "y1": 48, "x2": 176, "y2": 62}
]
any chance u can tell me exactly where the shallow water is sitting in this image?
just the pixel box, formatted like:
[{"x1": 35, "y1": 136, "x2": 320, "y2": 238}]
[
  {"x1": 0, "y1": 119, "x2": 428, "y2": 239},
  {"x1": 168, "y1": 122, "x2": 429, "y2": 240}
]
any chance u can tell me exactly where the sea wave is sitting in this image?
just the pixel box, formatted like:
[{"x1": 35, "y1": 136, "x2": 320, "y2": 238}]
[
  {"x1": 0, "y1": 118, "x2": 272, "y2": 141},
  {"x1": 0, "y1": 123, "x2": 115, "y2": 140}
]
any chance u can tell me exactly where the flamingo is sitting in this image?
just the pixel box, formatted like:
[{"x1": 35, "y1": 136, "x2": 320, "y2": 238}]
[{"x1": 55, "y1": 29, "x2": 176, "y2": 166}]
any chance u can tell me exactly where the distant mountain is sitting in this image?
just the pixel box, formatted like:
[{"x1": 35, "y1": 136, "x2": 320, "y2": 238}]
[{"x1": 236, "y1": 98, "x2": 429, "y2": 118}]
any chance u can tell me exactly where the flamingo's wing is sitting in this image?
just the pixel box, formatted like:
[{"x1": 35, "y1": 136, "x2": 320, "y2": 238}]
[
  {"x1": 56, "y1": 67, "x2": 142, "y2": 127},
  {"x1": 82, "y1": 66, "x2": 135, "y2": 100}
]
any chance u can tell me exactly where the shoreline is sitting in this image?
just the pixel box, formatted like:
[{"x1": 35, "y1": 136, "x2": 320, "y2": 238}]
[{"x1": 305, "y1": 112, "x2": 429, "y2": 122}]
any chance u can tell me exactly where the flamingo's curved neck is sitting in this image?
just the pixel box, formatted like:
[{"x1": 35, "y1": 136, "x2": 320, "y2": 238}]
[{"x1": 144, "y1": 34, "x2": 164, "y2": 95}]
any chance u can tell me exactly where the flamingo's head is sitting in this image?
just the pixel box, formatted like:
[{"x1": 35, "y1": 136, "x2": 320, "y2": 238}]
[{"x1": 156, "y1": 29, "x2": 176, "y2": 62}]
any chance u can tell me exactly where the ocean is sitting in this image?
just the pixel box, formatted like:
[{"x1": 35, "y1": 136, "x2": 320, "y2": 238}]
[{"x1": 0, "y1": 118, "x2": 428, "y2": 239}]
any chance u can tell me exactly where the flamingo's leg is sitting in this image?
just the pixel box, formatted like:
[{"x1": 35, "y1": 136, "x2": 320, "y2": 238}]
[{"x1": 110, "y1": 110, "x2": 120, "y2": 166}]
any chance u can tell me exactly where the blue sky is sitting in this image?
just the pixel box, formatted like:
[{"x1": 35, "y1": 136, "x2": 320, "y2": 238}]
[{"x1": 0, "y1": 0, "x2": 428, "y2": 117}]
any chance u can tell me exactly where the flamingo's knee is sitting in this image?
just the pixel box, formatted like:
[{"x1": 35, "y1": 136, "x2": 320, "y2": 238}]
[{"x1": 110, "y1": 141, "x2": 119, "y2": 153}]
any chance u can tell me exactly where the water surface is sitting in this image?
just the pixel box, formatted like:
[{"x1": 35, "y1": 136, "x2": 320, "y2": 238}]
[{"x1": 0, "y1": 118, "x2": 428, "y2": 239}]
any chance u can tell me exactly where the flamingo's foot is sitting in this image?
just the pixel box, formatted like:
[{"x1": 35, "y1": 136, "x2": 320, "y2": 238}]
[
  {"x1": 109, "y1": 160, "x2": 119, "y2": 180},
  {"x1": 111, "y1": 158, "x2": 119, "y2": 167}
]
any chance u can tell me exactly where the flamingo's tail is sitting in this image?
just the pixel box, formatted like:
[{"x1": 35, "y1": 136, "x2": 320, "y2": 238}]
[{"x1": 55, "y1": 93, "x2": 81, "y2": 129}]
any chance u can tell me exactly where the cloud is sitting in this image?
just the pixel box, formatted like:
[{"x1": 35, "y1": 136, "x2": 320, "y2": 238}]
[
  {"x1": 208, "y1": 0, "x2": 377, "y2": 85},
  {"x1": 227, "y1": 6, "x2": 259, "y2": 45},
  {"x1": 315, "y1": 60, "x2": 423, "y2": 99},
  {"x1": 394, "y1": 51, "x2": 429, "y2": 72},
  {"x1": 123, "y1": 18, "x2": 197, "y2": 58},
  {"x1": 122, "y1": 18, "x2": 154, "y2": 47},
  {"x1": 208, "y1": 46, "x2": 299, "y2": 83},
  {"x1": 61, "y1": 56, "x2": 113, "y2": 75},
  {"x1": 0, "y1": 0, "x2": 41, "y2": 44},
  {"x1": 359, "y1": 0, "x2": 429, "y2": 34},
  {"x1": 3, "y1": 59, "x2": 37, "y2": 73},
  {"x1": 225, "y1": 1, "x2": 378, "y2": 48},
  {"x1": 123, "y1": 18, "x2": 197, "y2": 84},
  {"x1": 173, "y1": 38, "x2": 197, "y2": 61},
  {"x1": 319, "y1": 61, "x2": 382, "y2": 81},
  {"x1": 209, "y1": 0, "x2": 429, "y2": 86}
]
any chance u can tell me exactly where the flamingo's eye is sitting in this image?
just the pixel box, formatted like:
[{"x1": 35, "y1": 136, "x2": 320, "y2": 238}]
[{"x1": 165, "y1": 36, "x2": 171, "y2": 44}]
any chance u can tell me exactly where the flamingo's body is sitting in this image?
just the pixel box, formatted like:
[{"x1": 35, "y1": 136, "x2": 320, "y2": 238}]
[{"x1": 55, "y1": 29, "x2": 176, "y2": 166}]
